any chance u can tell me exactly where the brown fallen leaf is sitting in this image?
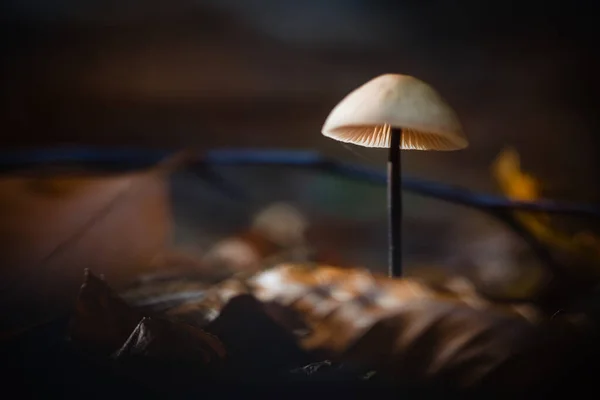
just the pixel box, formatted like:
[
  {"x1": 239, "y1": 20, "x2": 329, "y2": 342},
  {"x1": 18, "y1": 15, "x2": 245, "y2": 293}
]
[
  {"x1": 340, "y1": 298, "x2": 538, "y2": 389},
  {"x1": 204, "y1": 294, "x2": 312, "y2": 378},
  {"x1": 248, "y1": 264, "x2": 540, "y2": 350},
  {"x1": 68, "y1": 269, "x2": 143, "y2": 358},
  {"x1": 244, "y1": 264, "x2": 552, "y2": 388},
  {"x1": 112, "y1": 316, "x2": 227, "y2": 388},
  {"x1": 164, "y1": 274, "x2": 252, "y2": 327},
  {"x1": 99, "y1": 261, "x2": 576, "y2": 389},
  {"x1": 66, "y1": 261, "x2": 596, "y2": 391}
]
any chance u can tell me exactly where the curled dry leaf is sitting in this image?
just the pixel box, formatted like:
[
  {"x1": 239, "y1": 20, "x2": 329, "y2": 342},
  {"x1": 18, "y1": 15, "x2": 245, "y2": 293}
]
[
  {"x1": 114, "y1": 317, "x2": 226, "y2": 363},
  {"x1": 205, "y1": 294, "x2": 313, "y2": 379},
  {"x1": 68, "y1": 269, "x2": 143, "y2": 358},
  {"x1": 112, "y1": 316, "x2": 227, "y2": 388}
]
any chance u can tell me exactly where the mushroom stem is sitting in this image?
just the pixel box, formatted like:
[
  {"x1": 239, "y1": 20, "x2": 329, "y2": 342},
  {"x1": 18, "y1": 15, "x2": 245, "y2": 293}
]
[{"x1": 388, "y1": 128, "x2": 402, "y2": 277}]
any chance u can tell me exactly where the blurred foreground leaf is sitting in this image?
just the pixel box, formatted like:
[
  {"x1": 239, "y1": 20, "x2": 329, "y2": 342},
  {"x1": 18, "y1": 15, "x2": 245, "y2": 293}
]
[{"x1": 65, "y1": 263, "x2": 600, "y2": 393}]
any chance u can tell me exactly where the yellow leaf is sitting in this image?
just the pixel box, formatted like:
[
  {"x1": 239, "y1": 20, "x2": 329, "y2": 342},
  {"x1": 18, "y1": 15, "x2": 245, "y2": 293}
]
[{"x1": 492, "y1": 148, "x2": 600, "y2": 278}]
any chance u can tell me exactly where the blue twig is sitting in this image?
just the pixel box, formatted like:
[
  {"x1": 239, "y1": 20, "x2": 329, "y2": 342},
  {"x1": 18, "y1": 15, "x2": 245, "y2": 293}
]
[{"x1": 202, "y1": 149, "x2": 600, "y2": 218}]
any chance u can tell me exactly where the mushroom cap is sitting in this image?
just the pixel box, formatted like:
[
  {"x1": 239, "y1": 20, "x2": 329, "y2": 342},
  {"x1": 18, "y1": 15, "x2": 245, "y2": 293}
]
[{"x1": 322, "y1": 74, "x2": 468, "y2": 150}]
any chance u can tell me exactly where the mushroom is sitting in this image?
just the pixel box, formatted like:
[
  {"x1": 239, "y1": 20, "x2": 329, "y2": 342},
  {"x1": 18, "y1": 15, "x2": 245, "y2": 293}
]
[{"x1": 321, "y1": 74, "x2": 468, "y2": 277}]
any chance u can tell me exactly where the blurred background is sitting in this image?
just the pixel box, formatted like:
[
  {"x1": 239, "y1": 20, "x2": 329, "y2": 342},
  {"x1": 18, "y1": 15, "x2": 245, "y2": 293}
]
[{"x1": 1, "y1": 0, "x2": 599, "y2": 329}]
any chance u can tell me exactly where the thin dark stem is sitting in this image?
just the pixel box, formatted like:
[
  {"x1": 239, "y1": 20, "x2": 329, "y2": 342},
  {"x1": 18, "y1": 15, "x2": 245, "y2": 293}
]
[{"x1": 388, "y1": 128, "x2": 402, "y2": 278}]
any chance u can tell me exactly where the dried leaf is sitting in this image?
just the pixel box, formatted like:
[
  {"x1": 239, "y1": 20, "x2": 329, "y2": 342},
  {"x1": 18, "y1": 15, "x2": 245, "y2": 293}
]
[
  {"x1": 492, "y1": 147, "x2": 600, "y2": 278},
  {"x1": 112, "y1": 316, "x2": 226, "y2": 388},
  {"x1": 340, "y1": 299, "x2": 537, "y2": 388},
  {"x1": 249, "y1": 264, "x2": 539, "y2": 344},
  {"x1": 68, "y1": 269, "x2": 142, "y2": 357},
  {"x1": 165, "y1": 275, "x2": 252, "y2": 327},
  {"x1": 205, "y1": 294, "x2": 312, "y2": 379},
  {"x1": 66, "y1": 263, "x2": 593, "y2": 391},
  {"x1": 244, "y1": 264, "x2": 547, "y2": 388}
]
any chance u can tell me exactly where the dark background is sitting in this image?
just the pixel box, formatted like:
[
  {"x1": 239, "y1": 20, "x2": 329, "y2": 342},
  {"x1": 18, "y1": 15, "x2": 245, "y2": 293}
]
[
  {"x1": 2, "y1": 0, "x2": 599, "y2": 197},
  {"x1": 0, "y1": 1, "x2": 599, "y2": 327}
]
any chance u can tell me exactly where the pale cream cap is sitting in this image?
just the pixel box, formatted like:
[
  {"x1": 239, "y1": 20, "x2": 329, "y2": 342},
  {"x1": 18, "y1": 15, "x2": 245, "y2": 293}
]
[{"x1": 322, "y1": 74, "x2": 468, "y2": 150}]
